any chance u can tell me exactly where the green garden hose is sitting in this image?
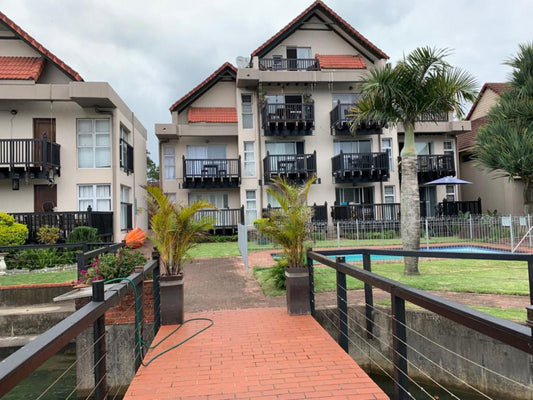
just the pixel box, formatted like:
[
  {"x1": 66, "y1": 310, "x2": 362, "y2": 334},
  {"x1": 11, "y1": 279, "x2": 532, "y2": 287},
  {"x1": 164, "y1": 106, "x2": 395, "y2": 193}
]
[{"x1": 104, "y1": 277, "x2": 214, "y2": 367}]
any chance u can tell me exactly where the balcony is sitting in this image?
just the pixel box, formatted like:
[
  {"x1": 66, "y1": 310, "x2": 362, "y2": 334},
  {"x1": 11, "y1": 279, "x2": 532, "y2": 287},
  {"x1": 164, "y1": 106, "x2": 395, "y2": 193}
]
[
  {"x1": 0, "y1": 137, "x2": 60, "y2": 179},
  {"x1": 195, "y1": 206, "x2": 244, "y2": 235},
  {"x1": 120, "y1": 138, "x2": 134, "y2": 174},
  {"x1": 330, "y1": 103, "x2": 382, "y2": 135},
  {"x1": 258, "y1": 58, "x2": 319, "y2": 71},
  {"x1": 263, "y1": 152, "x2": 316, "y2": 184},
  {"x1": 262, "y1": 103, "x2": 314, "y2": 136},
  {"x1": 332, "y1": 152, "x2": 389, "y2": 183},
  {"x1": 182, "y1": 157, "x2": 241, "y2": 189},
  {"x1": 399, "y1": 154, "x2": 455, "y2": 184}
]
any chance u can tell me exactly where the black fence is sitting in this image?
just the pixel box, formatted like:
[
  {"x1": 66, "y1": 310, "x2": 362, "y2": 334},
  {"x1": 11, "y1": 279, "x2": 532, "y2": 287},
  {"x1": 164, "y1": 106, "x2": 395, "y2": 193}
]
[
  {"x1": 331, "y1": 152, "x2": 390, "y2": 183},
  {"x1": 10, "y1": 206, "x2": 114, "y2": 243},
  {"x1": 262, "y1": 202, "x2": 328, "y2": 224},
  {"x1": 399, "y1": 155, "x2": 455, "y2": 184},
  {"x1": 329, "y1": 103, "x2": 382, "y2": 135},
  {"x1": 263, "y1": 152, "x2": 317, "y2": 183},
  {"x1": 182, "y1": 157, "x2": 241, "y2": 188},
  {"x1": 262, "y1": 103, "x2": 314, "y2": 135},
  {"x1": 258, "y1": 58, "x2": 319, "y2": 71},
  {"x1": 195, "y1": 206, "x2": 244, "y2": 235}
]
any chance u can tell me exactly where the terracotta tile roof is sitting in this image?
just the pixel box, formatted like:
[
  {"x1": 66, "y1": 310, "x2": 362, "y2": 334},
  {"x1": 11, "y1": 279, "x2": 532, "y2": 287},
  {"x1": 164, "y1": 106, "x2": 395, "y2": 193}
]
[
  {"x1": 457, "y1": 116, "x2": 489, "y2": 152},
  {"x1": 0, "y1": 11, "x2": 83, "y2": 82},
  {"x1": 466, "y1": 82, "x2": 510, "y2": 120},
  {"x1": 169, "y1": 62, "x2": 236, "y2": 112},
  {"x1": 251, "y1": 0, "x2": 388, "y2": 60},
  {"x1": 188, "y1": 107, "x2": 238, "y2": 123},
  {"x1": 316, "y1": 54, "x2": 366, "y2": 69},
  {"x1": 0, "y1": 56, "x2": 45, "y2": 80}
]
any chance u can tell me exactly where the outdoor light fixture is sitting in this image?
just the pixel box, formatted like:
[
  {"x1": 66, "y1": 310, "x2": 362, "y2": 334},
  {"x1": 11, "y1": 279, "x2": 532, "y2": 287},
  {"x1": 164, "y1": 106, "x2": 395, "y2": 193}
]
[{"x1": 12, "y1": 178, "x2": 19, "y2": 191}]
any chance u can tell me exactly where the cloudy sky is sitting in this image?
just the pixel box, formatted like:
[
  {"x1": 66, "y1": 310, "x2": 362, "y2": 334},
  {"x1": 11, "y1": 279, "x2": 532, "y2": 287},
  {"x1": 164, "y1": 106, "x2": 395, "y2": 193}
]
[{"x1": 1, "y1": 0, "x2": 531, "y2": 162}]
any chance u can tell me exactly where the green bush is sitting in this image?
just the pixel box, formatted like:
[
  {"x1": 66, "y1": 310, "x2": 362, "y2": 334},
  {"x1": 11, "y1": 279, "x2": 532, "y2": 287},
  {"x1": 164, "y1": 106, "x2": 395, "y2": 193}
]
[
  {"x1": 79, "y1": 247, "x2": 147, "y2": 284},
  {"x1": 383, "y1": 230, "x2": 396, "y2": 239},
  {"x1": 197, "y1": 234, "x2": 238, "y2": 243},
  {"x1": 6, "y1": 248, "x2": 72, "y2": 270},
  {"x1": 266, "y1": 258, "x2": 288, "y2": 290},
  {"x1": 66, "y1": 226, "x2": 100, "y2": 244},
  {"x1": 0, "y1": 213, "x2": 28, "y2": 246},
  {"x1": 37, "y1": 225, "x2": 61, "y2": 244}
]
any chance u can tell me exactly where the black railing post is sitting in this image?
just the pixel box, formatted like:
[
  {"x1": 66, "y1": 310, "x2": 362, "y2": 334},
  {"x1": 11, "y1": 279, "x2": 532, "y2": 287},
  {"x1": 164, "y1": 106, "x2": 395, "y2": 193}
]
[
  {"x1": 87, "y1": 205, "x2": 93, "y2": 227},
  {"x1": 336, "y1": 256, "x2": 349, "y2": 353},
  {"x1": 152, "y1": 249, "x2": 161, "y2": 335},
  {"x1": 307, "y1": 248, "x2": 315, "y2": 317},
  {"x1": 391, "y1": 290, "x2": 408, "y2": 400},
  {"x1": 92, "y1": 279, "x2": 107, "y2": 400},
  {"x1": 240, "y1": 205, "x2": 245, "y2": 224},
  {"x1": 362, "y1": 251, "x2": 374, "y2": 339}
]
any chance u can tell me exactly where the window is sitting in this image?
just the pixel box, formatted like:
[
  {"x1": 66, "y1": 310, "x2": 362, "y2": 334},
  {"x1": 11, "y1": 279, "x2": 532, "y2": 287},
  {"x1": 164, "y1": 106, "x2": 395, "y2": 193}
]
[
  {"x1": 163, "y1": 146, "x2": 175, "y2": 180},
  {"x1": 333, "y1": 140, "x2": 371, "y2": 155},
  {"x1": 443, "y1": 141, "x2": 454, "y2": 157},
  {"x1": 77, "y1": 119, "x2": 111, "y2": 168},
  {"x1": 120, "y1": 186, "x2": 132, "y2": 230},
  {"x1": 245, "y1": 190, "x2": 257, "y2": 226},
  {"x1": 446, "y1": 185, "x2": 455, "y2": 202},
  {"x1": 331, "y1": 93, "x2": 361, "y2": 108},
  {"x1": 166, "y1": 192, "x2": 177, "y2": 203},
  {"x1": 244, "y1": 142, "x2": 255, "y2": 177},
  {"x1": 415, "y1": 141, "x2": 432, "y2": 155},
  {"x1": 78, "y1": 184, "x2": 111, "y2": 211},
  {"x1": 120, "y1": 125, "x2": 134, "y2": 173},
  {"x1": 242, "y1": 94, "x2": 253, "y2": 129},
  {"x1": 287, "y1": 47, "x2": 311, "y2": 69},
  {"x1": 335, "y1": 187, "x2": 374, "y2": 205},
  {"x1": 381, "y1": 138, "x2": 393, "y2": 171},
  {"x1": 267, "y1": 192, "x2": 280, "y2": 209},
  {"x1": 188, "y1": 192, "x2": 228, "y2": 209},
  {"x1": 384, "y1": 186, "x2": 395, "y2": 203}
]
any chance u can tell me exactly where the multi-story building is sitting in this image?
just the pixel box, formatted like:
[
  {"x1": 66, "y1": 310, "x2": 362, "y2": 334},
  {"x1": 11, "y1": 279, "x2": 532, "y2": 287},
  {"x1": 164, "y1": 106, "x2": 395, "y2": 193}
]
[
  {"x1": 0, "y1": 12, "x2": 148, "y2": 241},
  {"x1": 156, "y1": 1, "x2": 470, "y2": 231},
  {"x1": 458, "y1": 82, "x2": 524, "y2": 214}
]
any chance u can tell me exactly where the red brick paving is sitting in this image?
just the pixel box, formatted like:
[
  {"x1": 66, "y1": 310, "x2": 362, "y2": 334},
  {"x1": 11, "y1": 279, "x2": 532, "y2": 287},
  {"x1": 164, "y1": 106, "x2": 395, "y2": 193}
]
[{"x1": 123, "y1": 308, "x2": 388, "y2": 400}]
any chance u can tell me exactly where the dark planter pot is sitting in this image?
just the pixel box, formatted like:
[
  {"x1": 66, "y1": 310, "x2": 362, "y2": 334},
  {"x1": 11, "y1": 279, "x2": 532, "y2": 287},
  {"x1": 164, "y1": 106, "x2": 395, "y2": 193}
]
[
  {"x1": 160, "y1": 273, "x2": 184, "y2": 325},
  {"x1": 285, "y1": 267, "x2": 311, "y2": 315}
]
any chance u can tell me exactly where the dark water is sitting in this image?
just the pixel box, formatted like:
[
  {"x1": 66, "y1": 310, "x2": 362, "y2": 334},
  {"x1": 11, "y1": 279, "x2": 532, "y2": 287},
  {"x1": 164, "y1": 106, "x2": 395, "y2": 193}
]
[{"x1": 370, "y1": 372, "x2": 489, "y2": 400}]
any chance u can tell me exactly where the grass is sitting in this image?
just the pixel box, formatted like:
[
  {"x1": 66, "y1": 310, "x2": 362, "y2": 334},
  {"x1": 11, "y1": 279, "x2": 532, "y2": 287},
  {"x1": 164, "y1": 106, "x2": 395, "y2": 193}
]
[
  {"x1": 187, "y1": 242, "x2": 240, "y2": 258},
  {"x1": 0, "y1": 270, "x2": 76, "y2": 286}
]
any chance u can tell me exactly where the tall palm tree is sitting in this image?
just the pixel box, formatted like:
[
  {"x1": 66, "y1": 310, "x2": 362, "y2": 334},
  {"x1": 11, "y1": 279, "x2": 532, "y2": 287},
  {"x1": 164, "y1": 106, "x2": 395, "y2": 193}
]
[
  {"x1": 350, "y1": 47, "x2": 477, "y2": 275},
  {"x1": 474, "y1": 43, "x2": 533, "y2": 214}
]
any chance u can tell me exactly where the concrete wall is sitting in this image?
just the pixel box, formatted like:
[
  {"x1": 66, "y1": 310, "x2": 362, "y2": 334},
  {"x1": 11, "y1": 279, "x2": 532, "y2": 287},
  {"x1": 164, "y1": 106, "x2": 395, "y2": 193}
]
[{"x1": 316, "y1": 305, "x2": 533, "y2": 400}]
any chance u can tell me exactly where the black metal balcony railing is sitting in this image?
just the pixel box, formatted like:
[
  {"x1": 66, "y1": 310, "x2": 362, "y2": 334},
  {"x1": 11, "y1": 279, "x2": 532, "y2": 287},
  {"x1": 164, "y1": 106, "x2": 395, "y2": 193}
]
[
  {"x1": 332, "y1": 152, "x2": 389, "y2": 183},
  {"x1": 263, "y1": 152, "x2": 317, "y2": 184},
  {"x1": 0, "y1": 136, "x2": 60, "y2": 179},
  {"x1": 194, "y1": 206, "x2": 244, "y2": 235},
  {"x1": 183, "y1": 157, "x2": 241, "y2": 189},
  {"x1": 330, "y1": 103, "x2": 382, "y2": 135},
  {"x1": 258, "y1": 58, "x2": 319, "y2": 71},
  {"x1": 262, "y1": 103, "x2": 314, "y2": 136},
  {"x1": 416, "y1": 112, "x2": 449, "y2": 122},
  {"x1": 398, "y1": 154, "x2": 455, "y2": 184},
  {"x1": 120, "y1": 138, "x2": 134, "y2": 174},
  {"x1": 262, "y1": 202, "x2": 328, "y2": 224}
]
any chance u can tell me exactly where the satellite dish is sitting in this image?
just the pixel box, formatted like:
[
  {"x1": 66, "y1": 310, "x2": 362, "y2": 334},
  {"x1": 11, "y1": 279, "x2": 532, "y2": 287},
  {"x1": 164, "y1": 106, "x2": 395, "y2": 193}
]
[{"x1": 236, "y1": 56, "x2": 250, "y2": 68}]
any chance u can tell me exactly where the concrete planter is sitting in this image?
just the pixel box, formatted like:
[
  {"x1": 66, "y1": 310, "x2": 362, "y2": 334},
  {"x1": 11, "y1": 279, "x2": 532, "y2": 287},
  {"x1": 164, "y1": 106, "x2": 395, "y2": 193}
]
[
  {"x1": 160, "y1": 274, "x2": 184, "y2": 325},
  {"x1": 285, "y1": 267, "x2": 311, "y2": 315}
]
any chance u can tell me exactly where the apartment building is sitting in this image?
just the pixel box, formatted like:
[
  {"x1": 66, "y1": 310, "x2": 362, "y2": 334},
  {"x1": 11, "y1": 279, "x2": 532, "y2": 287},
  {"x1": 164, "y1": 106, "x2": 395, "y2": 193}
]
[
  {"x1": 157, "y1": 1, "x2": 469, "y2": 230},
  {"x1": 458, "y1": 82, "x2": 523, "y2": 214},
  {"x1": 0, "y1": 12, "x2": 148, "y2": 240}
]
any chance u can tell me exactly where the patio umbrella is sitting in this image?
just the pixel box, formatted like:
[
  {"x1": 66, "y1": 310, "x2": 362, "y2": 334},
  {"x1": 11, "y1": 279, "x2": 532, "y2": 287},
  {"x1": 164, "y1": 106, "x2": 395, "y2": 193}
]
[{"x1": 424, "y1": 176, "x2": 472, "y2": 186}]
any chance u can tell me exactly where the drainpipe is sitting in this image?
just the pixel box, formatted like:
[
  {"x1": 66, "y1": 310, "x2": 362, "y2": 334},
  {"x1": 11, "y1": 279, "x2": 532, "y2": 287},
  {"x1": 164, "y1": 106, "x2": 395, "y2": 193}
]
[
  {"x1": 256, "y1": 85, "x2": 264, "y2": 215},
  {"x1": 131, "y1": 111, "x2": 137, "y2": 229}
]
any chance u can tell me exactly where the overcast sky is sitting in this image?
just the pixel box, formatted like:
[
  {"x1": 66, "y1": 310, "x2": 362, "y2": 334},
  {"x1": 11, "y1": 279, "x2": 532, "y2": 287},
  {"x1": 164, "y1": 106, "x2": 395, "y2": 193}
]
[{"x1": 1, "y1": 0, "x2": 532, "y2": 162}]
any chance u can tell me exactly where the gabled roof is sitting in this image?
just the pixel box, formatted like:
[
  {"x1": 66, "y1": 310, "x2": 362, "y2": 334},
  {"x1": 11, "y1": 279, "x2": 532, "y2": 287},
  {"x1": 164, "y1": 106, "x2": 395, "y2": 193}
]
[
  {"x1": 457, "y1": 116, "x2": 488, "y2": 152},
  {"x1": 466, "y1": 82, "x2": 510, "y2": 120},
  {"x1": 188, "y1": 107, "x2": 238, "y2": 123},
  {"x1": 316, "y1": 54, "x2": 366, "y2": 69},
  {"x1": 169, "y1": 62, "x2": 237, "y2": 113},
  {"x1": 251, "y1": 0, "x2": 388, "y2": 61},
  {"x1": 0, "y1": 11, "x2": 83, "y2": 82},
  {"x1": 0, "y1": 56, "x2": 45, "y2": 80}
]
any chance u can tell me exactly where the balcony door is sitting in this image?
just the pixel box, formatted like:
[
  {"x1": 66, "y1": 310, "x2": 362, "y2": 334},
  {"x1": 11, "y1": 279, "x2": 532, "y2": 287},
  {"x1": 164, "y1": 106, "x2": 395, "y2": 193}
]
[
  {"x1": 34, "y1": 185, "x2": 57, "y2": 212},
  {"x1": 420, "y1": 186, "x2": 436, "y2": 218},
  {"x1": 187, "y1": 145, "x2": 226, "y2": 175},
  {"x1": 333, "y1": 140, "x2": 371, "y2": 155},
  {"x1": 33, "y1": 118, "x2": 56, "y2": 165},
  {"x1": 286, "y1": 47, "x2": 311, "y2": 70}
]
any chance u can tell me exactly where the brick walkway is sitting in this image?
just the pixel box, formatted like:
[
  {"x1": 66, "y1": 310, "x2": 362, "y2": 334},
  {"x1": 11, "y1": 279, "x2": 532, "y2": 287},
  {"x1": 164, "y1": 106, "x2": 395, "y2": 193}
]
[{"x1": 123, "y1": 308, "x2": 388, "y2": 400}]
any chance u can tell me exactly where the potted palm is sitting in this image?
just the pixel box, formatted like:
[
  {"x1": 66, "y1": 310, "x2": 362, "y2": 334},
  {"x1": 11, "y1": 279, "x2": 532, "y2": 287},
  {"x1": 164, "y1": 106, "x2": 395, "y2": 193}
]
[
  {"x1": 255, "y1": 177, "x2": 315, "y2": 315},
  {"x1": 146, "y1": 186, "x2": 214, "y2": 325}
]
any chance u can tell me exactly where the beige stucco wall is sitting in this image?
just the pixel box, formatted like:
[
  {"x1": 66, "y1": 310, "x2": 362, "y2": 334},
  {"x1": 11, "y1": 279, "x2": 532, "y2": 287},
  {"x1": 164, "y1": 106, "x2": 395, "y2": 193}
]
[{"x1": 470, "y1": 89, "x2": 500, "y2": 120}]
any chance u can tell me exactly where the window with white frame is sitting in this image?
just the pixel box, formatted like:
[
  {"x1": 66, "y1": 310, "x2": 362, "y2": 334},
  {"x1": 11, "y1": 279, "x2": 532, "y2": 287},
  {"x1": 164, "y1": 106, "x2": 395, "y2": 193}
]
[
  {"x1": 266, "y1": 192, "x2": 280, "y2": 209},
  {"x1": 245, "y1": 190, "x2": 257, "y2": 226},
  {"x1": 333, "y1": 140, "x2": 371, "y2": 155},
  {"x1": 242, "y1": 94, "x2": 253, "y2": 129},
  {"x1": 163, "y1": 146, "x2": 175, "y2": 180},
  {"x1": 188, "y1": 192, "x2": 228, "y2": 209},
  {"x1": 244, "y1": 141, "x2": 255, "y2": 177},
  {"x1": 120, "y1": 186, "x2": 132, "y2": 230},
  {"x1": 381, "y1": 138, "x2": 393, "y2": 171},
  {"x1": 443, "y1": 140, "x2": 454, "y2": 157},
  {"x1": 446, "y1": 185, "x2": 455, "y2": 202},
  {"x1": 331, "y1": 93, "x2": 361, "y2": 108},
  {"x1": 77, "y1": 119, "x2": 111, "y2": 168},
  {"x1": 166, "y1": 192, "x2": 177, "y2": 203},
  {"x1": 384, "y1": 186, "x2": 395, "y2": 203},
  {"x1": 78, "y1": 184, "x2": 111, "y2": 211}
]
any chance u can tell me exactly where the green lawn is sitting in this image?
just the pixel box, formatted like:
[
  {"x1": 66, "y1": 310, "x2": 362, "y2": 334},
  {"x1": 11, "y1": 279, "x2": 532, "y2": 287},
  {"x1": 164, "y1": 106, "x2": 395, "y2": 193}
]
[
  {"x1": 187, "y1": 241, "x2": 240, "y2": 258},
  {"x1": 0, "y1": 270, "x2": 77, "y2": 286}
]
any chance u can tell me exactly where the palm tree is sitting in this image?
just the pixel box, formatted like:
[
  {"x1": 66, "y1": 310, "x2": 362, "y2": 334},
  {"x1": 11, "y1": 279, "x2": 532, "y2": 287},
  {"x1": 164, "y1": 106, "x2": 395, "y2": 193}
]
[
  {"x1": 255, "y1": 177, "x2": 315, "y2": 269},
  {"x1": 146, "y1": 186, "x2": 214, "y2": 276},
  {"x1": 474, "y1": 43, "x2": 533, "y2": 214},
  {"x1": 350, "y1": 47, "x2": 477, "y2": 275}
]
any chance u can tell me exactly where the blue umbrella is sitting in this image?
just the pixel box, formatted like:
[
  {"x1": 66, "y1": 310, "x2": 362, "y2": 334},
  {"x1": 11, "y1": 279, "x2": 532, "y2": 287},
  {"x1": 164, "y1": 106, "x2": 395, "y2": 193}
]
[{"x1": 424, "y1": 176, "x2": 472, "y2": 186}]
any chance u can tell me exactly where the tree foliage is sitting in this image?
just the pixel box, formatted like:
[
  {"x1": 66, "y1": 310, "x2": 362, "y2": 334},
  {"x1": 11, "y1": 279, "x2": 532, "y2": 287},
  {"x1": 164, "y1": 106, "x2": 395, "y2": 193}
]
[
  {"x1": 147, "y1": 151, "x2": 160, "y2": 182},
  {"x1": 349, "y1": 47, "x2": 477, "y2": 275},
  {"x1": 473, "y1": 43, "x2": 533, "y2": 214}
]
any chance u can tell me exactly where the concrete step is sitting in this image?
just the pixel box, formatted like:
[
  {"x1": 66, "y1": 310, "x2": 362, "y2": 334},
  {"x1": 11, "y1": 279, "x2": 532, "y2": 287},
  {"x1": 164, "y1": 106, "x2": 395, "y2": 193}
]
[{"x1": 0, "y1": 302, "x2": 75, "y2": 337}]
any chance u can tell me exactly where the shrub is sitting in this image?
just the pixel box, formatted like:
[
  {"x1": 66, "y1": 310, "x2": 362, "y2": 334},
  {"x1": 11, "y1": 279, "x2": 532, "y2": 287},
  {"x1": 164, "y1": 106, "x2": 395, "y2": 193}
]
[
  {"x1": 0, "y1": 212, "x2": 28, "y2": 246},
  {"x1": 7, "y1": 248, "x2": 71, "y2": 270},
  {"x1": 78, "y1": 247, "x2": 147, "y2": 284},
  {"x1": 197, "y1": 234, "x2": 238, "y2": 243},
  {"x1": 266, "y1": 258, "x2": 288, "y2": 290},
  {"x1": 66, "y1": 226, "x2": 100, "y2": 244},
  {"x1": 37, "y1": 225, "x2": 61, "y2": 244}
]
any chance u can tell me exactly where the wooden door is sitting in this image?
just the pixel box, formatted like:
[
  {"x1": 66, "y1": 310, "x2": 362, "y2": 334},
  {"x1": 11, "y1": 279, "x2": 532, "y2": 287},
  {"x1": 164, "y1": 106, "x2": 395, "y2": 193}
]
[
  {"x1": 34, "y1": 185, "x2": 57, "y2": 212},
  {"x1": 33, "y1": 119, "x2": 56, "y2": 165}
]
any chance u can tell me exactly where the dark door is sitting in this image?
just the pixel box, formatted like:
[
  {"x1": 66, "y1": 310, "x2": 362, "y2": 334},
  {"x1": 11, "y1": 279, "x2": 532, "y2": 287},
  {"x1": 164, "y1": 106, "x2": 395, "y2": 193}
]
[
  {"x1": 33, "y1": 119, "x2": 56, "y2": 165},
  {"x1": 34, "y1": 185, "x2": 57, "y2": 212},
  {"x1": 286, "y1": 47, "x2": 297, "y2": 70}
]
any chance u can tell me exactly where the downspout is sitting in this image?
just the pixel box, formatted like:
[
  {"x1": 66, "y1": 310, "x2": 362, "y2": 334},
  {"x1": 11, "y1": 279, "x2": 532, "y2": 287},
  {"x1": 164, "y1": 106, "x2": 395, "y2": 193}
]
[
  {"x1": 131, "y1": 111, "x2": 137, "y2": 228},
  {"x1": 257, "y1": 84, "x2": 264, "y2": 214}
]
